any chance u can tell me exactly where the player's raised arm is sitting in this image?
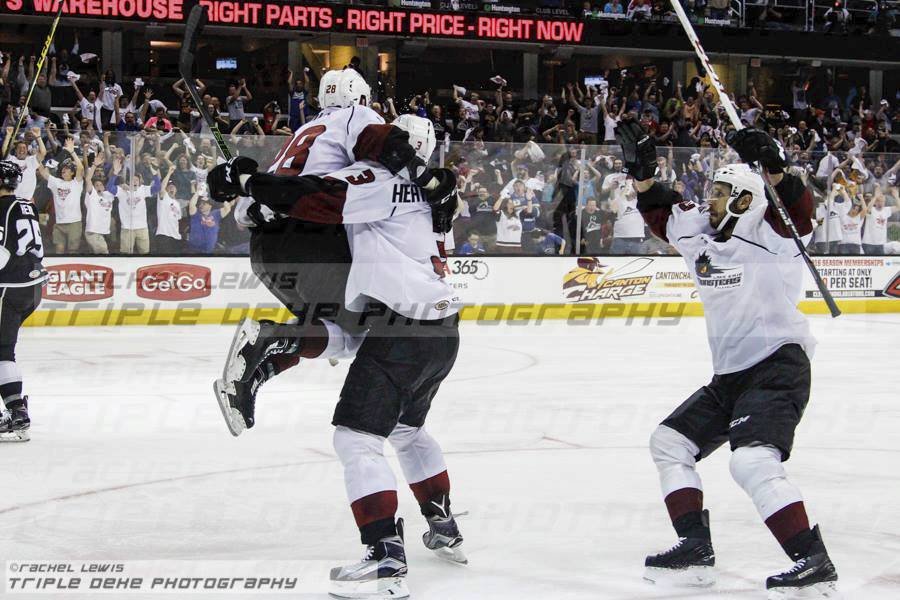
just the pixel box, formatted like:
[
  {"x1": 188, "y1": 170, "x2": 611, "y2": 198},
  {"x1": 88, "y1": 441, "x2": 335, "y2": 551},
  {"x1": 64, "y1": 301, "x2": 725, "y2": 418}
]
[
  {"x1": 726, "y1": 128, "x2": 814, "y2": 238},
  {"x1": 615, "y1": 119, "x2": 683, "y2": 242}
]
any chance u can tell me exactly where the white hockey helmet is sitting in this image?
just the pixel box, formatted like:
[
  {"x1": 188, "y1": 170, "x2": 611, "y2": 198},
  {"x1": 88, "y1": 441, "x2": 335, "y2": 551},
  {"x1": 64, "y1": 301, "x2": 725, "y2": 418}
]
[
  {"x1": 392, "y1": 114, "x2": 436, "y2": 163},
  {"x1": 711, "y1": 163, "x2": 766, "y2": 231},
  {"x1": 318, "y1": 68, "x2": 371, "y2": 109}
]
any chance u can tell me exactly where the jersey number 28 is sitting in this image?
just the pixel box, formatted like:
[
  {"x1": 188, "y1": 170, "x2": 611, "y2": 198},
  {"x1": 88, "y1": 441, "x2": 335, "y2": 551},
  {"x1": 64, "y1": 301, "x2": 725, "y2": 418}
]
[{"x1": 270, "y1": 125, "x2": 327, "y2": 176}]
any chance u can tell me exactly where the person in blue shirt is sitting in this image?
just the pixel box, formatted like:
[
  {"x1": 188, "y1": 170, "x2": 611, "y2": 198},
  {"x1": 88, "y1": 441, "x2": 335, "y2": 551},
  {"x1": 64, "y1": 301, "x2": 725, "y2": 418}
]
[
  {"x1": 529, "y1": 228, "x2": 566, "y2": 255},
  {"x1": 457, "y1": 232, "x2": 486, "y2": 256},
  {"x1": 188, "y1": 194, "x2": 231, "y2": 253},
  {"x1": 605, "y1": 0, "x2": 625, "y2": 14},
  {"x1": 287, "y1": 68, "x2": 310, "y2": 131}
]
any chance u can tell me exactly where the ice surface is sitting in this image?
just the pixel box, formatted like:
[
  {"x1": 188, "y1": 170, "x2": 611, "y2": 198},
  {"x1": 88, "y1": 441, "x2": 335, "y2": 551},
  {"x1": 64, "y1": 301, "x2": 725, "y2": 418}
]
[{"x1": 2, "y1": 314, "x2": 898, "y2": 599}]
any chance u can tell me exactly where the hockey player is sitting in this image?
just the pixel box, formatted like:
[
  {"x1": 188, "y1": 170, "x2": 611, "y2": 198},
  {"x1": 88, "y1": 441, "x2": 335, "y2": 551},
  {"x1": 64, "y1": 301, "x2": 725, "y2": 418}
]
[
  {"x1": 0, "y1": 161, "x2": 48, "y2": 442},
  {"x1": 616, "y1": 121, "x2": 839, "y2": 599},
  {"x1": 209, "y1": 115, "x2": 463, "y2": 599},
  {"x1": 213, "y1": 68, "x2": 440, "y2": 436}
]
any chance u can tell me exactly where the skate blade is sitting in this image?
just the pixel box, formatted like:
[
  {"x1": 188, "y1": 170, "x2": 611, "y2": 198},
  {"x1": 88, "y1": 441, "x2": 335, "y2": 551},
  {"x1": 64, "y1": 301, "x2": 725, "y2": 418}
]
[
  {"x1": 0, "y1": 429, "x2": 30, "y2": 442},
  {"x1": 328, "y1": 576, "x2": 410, "y2": 599},
  {"x1": 643, "y1": 566, "x2": 716, "y2": 588},
  {"x1": 223, "y1": 318, "x2": 261, "y2": 383},
  {"x1": 213, "y1": 379, "x2": 246, "y2": 437},
  {"x1": 431, "y1": 544, "x2": 468, "y2": 565},
  {"x1": 767, "y1": 581, "x2": 841, "y2": 600}
]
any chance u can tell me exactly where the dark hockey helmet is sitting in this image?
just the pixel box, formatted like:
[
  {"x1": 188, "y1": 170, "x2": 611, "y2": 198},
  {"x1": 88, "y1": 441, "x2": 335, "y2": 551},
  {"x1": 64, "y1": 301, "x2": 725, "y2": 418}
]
[{"x1": 0, "y1": 160, "x2": 23, "y2": 191}]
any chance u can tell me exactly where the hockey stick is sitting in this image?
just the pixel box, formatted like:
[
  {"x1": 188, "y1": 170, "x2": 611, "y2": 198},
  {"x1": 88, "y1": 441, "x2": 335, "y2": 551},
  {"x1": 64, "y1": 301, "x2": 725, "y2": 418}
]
[
  {"x1": 179, "y1": 4, "x2": 232, "y2": 160},
  {"x1": 5, "y1": 1, "x2": 64, "y2": 155},
  {"x1": 668, "y1": 1, "x2": 841, "y2": 318}
]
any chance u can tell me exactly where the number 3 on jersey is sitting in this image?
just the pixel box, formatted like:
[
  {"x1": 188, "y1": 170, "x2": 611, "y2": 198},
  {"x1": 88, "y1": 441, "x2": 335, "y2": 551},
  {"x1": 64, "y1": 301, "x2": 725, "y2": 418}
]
[{"x1": 270, "y1": 125, "x2": 327, "y2": 175}]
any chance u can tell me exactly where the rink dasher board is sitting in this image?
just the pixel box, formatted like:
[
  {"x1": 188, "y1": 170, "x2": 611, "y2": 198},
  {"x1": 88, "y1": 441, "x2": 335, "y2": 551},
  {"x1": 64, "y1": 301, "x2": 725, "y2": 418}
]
[{"x1": 22, "y1": 255, "x2": 900, "y2": 326}]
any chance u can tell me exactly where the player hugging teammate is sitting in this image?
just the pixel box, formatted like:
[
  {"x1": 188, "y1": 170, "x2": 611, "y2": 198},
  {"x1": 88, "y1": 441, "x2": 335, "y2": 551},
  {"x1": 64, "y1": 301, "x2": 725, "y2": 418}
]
[
  {"x1": 616, "y1": 121, "x2": 840, "y2": 599},
  {"x1": 0, "y1": 161, "x2": 48, "y2": 442},
  {"x1": 208, "y1": 69, "x2": 464, "y2": 599}
]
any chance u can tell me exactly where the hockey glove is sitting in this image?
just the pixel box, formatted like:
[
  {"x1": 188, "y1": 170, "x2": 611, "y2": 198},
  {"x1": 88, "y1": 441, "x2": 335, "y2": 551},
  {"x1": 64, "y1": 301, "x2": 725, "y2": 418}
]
[
  {"x1": 208, "y1": 156, "x2": 259, "y2": 203},
  {"x1": 406, "y1": 155, "x2": 439, "y2": 190},
  {"x1": 425, "y1": 168, "x2": 459, "y2": 234},
  {"x1": 725, "y1": 128, "x2": 787, "y2": 174},
  {"x1": 245, "y1": 201, "x2": 282, "y2": 231},
  {"x1": 615, "y1": 120, "x2": 657, "y2": 181}
]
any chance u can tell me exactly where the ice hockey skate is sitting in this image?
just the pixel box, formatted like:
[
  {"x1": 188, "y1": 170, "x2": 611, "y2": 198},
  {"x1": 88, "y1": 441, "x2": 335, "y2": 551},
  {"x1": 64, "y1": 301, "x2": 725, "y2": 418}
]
[
  {"x1": 421, "y1": 495, "x2": 467, "y2": 564},
  {"x1": 0, "y1": 398, "x2": 30, "y2": 443},
  {"x1": 644, "y1": 511, "x2": 715, "y2": 588},
  {"x1": 223, "y1": 318, "x2": 300, "y2": 384},
  {"x1": 214, "y1": 358, "x2": 278, "y2": 436},
  {"x1": 329, "y1": 519, "x2": 409, "y2": 599},
  {"x1": 766, "y1": 526, "x2": 840, "y2": 599}
]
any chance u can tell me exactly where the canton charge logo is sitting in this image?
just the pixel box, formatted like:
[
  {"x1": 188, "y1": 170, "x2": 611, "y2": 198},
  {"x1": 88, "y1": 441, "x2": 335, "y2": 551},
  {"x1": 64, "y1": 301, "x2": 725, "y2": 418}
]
[
  {"x1": 136, "y1": 264, "x2": 211, "y2": 301},
  {"x1": 43, "y1": 264, "x2": 114, "y2": 302},
  {"x1": 885, "y1": 272, "x2": 900, "y2": 299},
  {"x1": 563, "y1": 257, "x2": 653, "y2": 302},
  {"x1": 694, "y1": 252, "x2": 744, "y2": 289}
]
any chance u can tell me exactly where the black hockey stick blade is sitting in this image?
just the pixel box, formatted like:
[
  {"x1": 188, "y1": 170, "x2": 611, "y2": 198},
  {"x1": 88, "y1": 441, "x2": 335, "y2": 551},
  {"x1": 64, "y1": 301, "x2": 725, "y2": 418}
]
[
  {"x1": 180, "y1": 4, "x2": 232, "y2": 160},
  {"x1": 179, "y1": 3, "x2": 205, "y2": 79}
]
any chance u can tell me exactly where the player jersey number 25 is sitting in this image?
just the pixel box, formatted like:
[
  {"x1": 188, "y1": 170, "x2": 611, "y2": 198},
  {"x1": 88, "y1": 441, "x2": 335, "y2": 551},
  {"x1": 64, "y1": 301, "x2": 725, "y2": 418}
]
[
  {"x1": 3, "y1": 201, "x2": 44, "y2": 259},
  {"x1": 270, "y1": 125, "x2": 327, "y2": 176}
]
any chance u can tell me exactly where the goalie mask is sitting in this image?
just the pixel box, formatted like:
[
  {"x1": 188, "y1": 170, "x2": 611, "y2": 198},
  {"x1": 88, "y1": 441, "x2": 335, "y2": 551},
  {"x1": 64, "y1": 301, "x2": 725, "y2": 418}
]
[
  {"x1": 711, "y1": 163, "x2": 766, "y2": 231},
  {"x1": 0, "y1": 160, "x2": 22, "y2": 191},
  {"x1": 318, "y1": 68, "x2": 371, "y2": 109},
  {"x1": 392, "y1": 114, "x2": 437, "y2": 163}
]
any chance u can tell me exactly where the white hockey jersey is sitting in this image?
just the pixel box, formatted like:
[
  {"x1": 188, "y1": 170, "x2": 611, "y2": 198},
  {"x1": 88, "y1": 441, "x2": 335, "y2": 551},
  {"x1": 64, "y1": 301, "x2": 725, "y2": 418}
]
[
  {"x1": 646, "y1": 181, "x2": 816, "y2": 375},
  {"x1": 235, "y1": 105, "x2": 386, "y2": 225},
  {"x1": 250, "y1": 162, "x2": 459, "y2": 321}
]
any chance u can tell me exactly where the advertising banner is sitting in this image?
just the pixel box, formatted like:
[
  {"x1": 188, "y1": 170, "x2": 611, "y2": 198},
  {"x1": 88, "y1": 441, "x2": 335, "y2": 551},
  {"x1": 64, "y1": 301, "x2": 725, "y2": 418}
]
[
  {"x1": 0, "y1": 1, "x2": 585, "y2": 44},
  {"x1": 26, "y1": 255, "x2": 900, "y2": 327}
]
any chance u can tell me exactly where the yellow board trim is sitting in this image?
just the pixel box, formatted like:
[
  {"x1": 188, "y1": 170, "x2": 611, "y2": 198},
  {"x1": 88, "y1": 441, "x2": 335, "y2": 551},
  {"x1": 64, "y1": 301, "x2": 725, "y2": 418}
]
[{"x1": 22, "y1": 299, "x2": 899, "y2": 327}]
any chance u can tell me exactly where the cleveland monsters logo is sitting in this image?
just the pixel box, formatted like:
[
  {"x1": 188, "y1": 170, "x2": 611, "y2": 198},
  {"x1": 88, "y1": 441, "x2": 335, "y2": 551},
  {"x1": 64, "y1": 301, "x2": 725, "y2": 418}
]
[{"x1": 694, "y1": 252, "x2": 743, "y2": 289}]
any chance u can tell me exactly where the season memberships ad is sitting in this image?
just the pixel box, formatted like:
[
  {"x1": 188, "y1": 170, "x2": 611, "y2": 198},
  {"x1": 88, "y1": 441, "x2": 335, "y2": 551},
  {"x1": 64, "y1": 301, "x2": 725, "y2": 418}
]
[
  {"x1": 808, "y1": 257, "x2": 900, "y2": 299},
  {"x1": 0, "y1": 1, "x2": 584, "y2": 43}
]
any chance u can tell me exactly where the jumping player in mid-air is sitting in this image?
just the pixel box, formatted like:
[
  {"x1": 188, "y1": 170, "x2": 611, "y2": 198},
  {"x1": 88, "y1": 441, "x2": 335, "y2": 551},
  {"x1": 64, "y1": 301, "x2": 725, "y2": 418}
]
[
  {"x1": 213, "y1": 68, "x2": 441, "y2": 436},
  {"x1": 210, "y1": 115, "x2": 463, "y2": 599},
  {"x1": 616, "y1": 121, "x2": 839, "y2": 599},
  {"x1": 0, "y1": 161, "x2": 48, "y2": 442}
]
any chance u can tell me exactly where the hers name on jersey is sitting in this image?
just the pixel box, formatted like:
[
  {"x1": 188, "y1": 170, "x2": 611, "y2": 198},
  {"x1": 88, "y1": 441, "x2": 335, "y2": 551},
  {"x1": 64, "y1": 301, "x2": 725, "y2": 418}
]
[
  {"x1": 391, "y1": 183, "x2": 425, "y2": 204},
  {"x1": 694, "y1": 252, "x2": 743, "y2": 289},
  {"x1": 43, "y1": 264, "x2": 114, "y2": 302},
  {"x1": 136, "y1": 264, "x2": 211, "y2": 301}
]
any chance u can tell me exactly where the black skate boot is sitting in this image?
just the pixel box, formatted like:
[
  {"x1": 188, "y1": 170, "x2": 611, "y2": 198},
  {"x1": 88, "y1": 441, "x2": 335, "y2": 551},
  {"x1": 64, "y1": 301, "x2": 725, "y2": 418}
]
[
  {"x1": 0, "y1": 397, "x2": 30, "y2": 442},
  {"x1": 213, "y1": 360, "x2": 276, "y2": 437},
  {"x1": 223, "y1": 318, "x2": 301, "y2": 384},
  {"x1": 644, "y1": 509, "x2": 715, "y2": 587},
  {"x1": 766, "y1": 526, "x2": 839, "y2": 599},
  {"x1": 421, "y1": 494, "x2": 467, "y2": 565},
  {"x1": 330, "y1": 518, "x2": 409, "y2": 599}
]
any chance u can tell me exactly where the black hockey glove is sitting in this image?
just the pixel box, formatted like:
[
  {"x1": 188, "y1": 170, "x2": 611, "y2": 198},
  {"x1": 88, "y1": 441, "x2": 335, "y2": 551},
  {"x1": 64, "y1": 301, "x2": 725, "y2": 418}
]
[
  {"x1": 425, "y1": 168, "x2": 458, "y2": 234},
  {"x1": 245, "y1": 201, "x2": 283, "y2": 231},
  {"x1": 725, "y1": 128, "x2": 787, "y2": 174},
  {"x1": 406, "y1": 155, "x2": 438, "y2": 189},
  {"x1": 208, "y1": 156, "x2": 259, "y2": 203},
  {"x1": 615, "y1": 120, "x2": 657, "y2": 181}
]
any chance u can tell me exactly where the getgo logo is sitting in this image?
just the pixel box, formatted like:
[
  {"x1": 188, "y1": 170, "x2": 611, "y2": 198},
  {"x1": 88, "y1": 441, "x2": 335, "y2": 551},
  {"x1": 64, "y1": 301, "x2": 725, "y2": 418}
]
[{"x1": 136, "y1": 264, "x2": 211, "y2": 301}]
